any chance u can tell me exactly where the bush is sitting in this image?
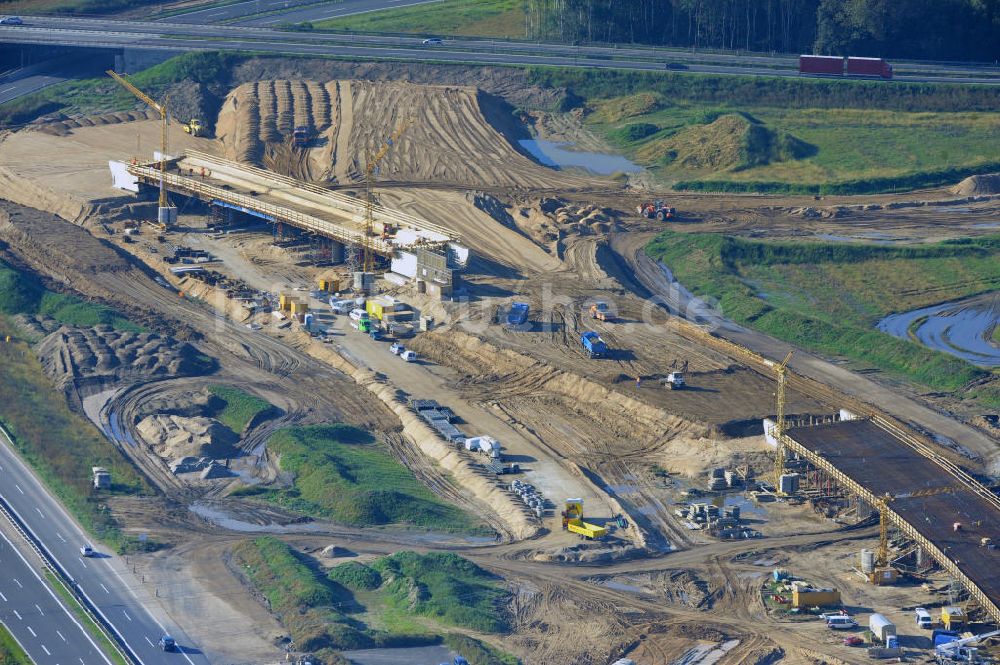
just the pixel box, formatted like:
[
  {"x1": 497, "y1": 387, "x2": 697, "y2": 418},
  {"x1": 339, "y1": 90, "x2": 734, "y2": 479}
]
[
  {"x1": 444, "y1": 634, "x2": 519, "y2": 665},
  {"x1": 328, "y1": 562, "x2": 382, "y2": 591},
  {"x1": 608, "y1": 122, "x2": 660, "y2": 144}
]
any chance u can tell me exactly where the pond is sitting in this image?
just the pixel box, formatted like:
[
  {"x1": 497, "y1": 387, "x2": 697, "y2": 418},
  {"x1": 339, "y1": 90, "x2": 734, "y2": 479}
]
[
  {"x1": 518, "y1": 139, "x2": 641, "y2": 175},
  {"x1": 876, "y1": 292, "x2": 1000, "y2": 367}
]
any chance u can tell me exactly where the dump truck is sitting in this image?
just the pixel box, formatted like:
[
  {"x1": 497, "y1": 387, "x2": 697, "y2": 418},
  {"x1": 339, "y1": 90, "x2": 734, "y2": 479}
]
[
  {"x1": 636, "y1": 200, "x2": 676, "y2": 221},
  {"x1": 562, "y1": 498, "x2": 607, "y2": 539},
  {"x1": 581, "y1": 331, "x2": 607, "y2": 358},
  {"x1": 182, "y1": 119, "x2": 203, "y2": 136},
  {"x1": 589, "y1": 301, "x2": 615, "y2": 322},
  {"x1": 506, "y1": 302, "x2": 529, "y2": 328}
]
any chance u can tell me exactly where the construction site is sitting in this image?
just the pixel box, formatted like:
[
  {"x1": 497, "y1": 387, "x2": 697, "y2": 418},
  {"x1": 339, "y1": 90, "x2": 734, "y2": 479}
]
[{"x1": 0, "y1": 58, "x2": 997, "y2": 665}]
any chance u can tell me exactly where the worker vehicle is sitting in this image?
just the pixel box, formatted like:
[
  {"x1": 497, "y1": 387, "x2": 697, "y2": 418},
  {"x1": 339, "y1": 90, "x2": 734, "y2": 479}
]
[
  {"x1": 799, "y1": 55, "x2": 892, "y2": 79},
  {"x1": 915, "y1": 608, "x2": 934, "y2": 629},
  {"x1": 400, "y1": 350, "x2": 418, "y2": 362},
  {"x1": 826, "y1": 615, "x2": 857, "y2": 630},
  {"x1": 422, "y1": 38, "x2": 443, "y2": 45},
  {"x1": 941, "y1": 606, "x2": 966, "y2": 630},
  {"x1": 80, "y1": 544, "x2": 94, "y2": 557},
  {"x1": 589, "y1": 301, "x2": 615, "y2": 322},
  {"x1": 506, "y1": 302, "x2": 529, "y2": 328},
  {"x1": 0, "y1": 16, "x2": 24, "y2": 24},
  {"x1": 636, "y1": 200, "x2": 676, "y2": 221},
  {"x1": 664, "y1": 372, "x2": 685, "y2": 389},
  {"x1": 158, "y1": 635, "x2": 176, "y2": 652},
  {"x1": 182, "y1": 119, "x2": 203, "y2": 136},
  {"x1": 935, "y1": 630, "x2": 1000, "y2": 665},
  {"x1": 369, "y1": 328, "x2": 383, "y2": 341},
  {"x1": 843, "y1": 636, "x2": 864, "y2": 647},
  {"x1": 581, "y1": 331, "x2": 607, "y2": 358},
  {"x1": 390, "y1": 342, "x2": 405, "y2": 355},
  {"x1": 357, "y1": 318, "x2": 372, "y2": 334},
  {"x1": 561, "y1": 498, "x2": 607, "y2": 540},
  {"x1": 292, "y1": 126, "x2": 310, "y2": 147},
  {"x1": 869, "y1": 614, "x2": 897, "y2": 646}
]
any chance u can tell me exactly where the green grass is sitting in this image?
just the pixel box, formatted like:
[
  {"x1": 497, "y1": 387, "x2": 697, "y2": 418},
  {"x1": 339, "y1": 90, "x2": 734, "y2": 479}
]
[
  {"x1": 206, "y1": 385, "x2": 274, "y2": 434},
  {"x1": 313, "y1": 0, "x2": 525, "y2": 38},
  {"x1": 0, "y1": 625, "x2": 30, "y2": 665},
  {"x1": 233, "y1": 425, "x2": 485, "y2": 533},
  {"x1": 0, "y1": 260, "x2": 138, "y2": 331},
  {"x1": 645, "y1": 232, "x2": 1000, "y2": 396},
  {"x1": 444, "y1": 633, "x2": 519, "y2": 665},
  {"x1": 0, "y1": 315, "x2": 149, "y2": 548},
  {"x1": 44, "y1": 571, "x2": 127, "y2": 665},
  {"x1": 993, "y1": 325, "x2": 1000, "y2": 346}
]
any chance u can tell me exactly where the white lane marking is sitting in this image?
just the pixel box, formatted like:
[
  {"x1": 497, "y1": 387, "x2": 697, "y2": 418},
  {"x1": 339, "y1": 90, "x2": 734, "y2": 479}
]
[
  {"x1": 99, "y1": 582, "x2": 110, "y2": 594},
  {"x1": 14, "y1": 484, "x2": 23, "y2": 494},
  {"x1": 12, "y1": 578, "x2": 21, "y2": 588},
  {"x1": 122, "y1": 609, "x2": 132, "y2": 621},
  {"x1": 80, "y1": 658, "x2": 86, "y2": 665},
  {"x1": 56, "y1": 533, "x2": 66, "y2": 543},
  {"x1": 57, "y1": 629, "x2": 66, "y2": 642},
  {"x1": 35, "y1": 507, "x2": 44, "y2": 519},
  {"x1": 26, "y1": 626, "x2": 35, "y2": 637},
  {"x1": 0, "y1": 463, "x2": 4, "y2": 470},
  {"x1": 41, "y1": 644, "x2": 50, "y2": 656},
  {"x1": 144, "y1": 636, "x2": 154, "y2": 646},
  {"x1": 0, "y1": 591, "x2": 6, "y2": 602},
  {"x1": 35, "y1": 603, "x2": 43, "y2": 615},
  {"x1": 12, "y1": 610, "x2": 21, "y2": 620},
  {"x1": 79, "y1": 559, "x2": 87, "y2": 569},
  {"x1": 0, "y1": 86, "x2": 14, "y2": 93}
]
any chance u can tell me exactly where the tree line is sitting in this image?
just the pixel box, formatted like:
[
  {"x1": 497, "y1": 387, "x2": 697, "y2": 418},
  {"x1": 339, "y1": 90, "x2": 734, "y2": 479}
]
[{"x1": 524, "y1": 0, "x2": 1000, "y2": 62}]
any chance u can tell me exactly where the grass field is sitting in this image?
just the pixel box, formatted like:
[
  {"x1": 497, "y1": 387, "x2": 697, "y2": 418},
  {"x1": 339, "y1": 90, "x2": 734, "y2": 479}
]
[
  {"x1": 645, "y1": 232, "x2": 1000, "y2": 401},
  {"x1": 234, "y1": 425, "x2": 485, "y2": 533},
  {"x1": 206, "y1": 385, "x2": 274, "y2": 434},
  {"x1": 0, "y1": 626, "x2": 30, "y2": 665},
  {"x1": 312, "y1": 0, "x2": 525, "y2": 38},
  {"x1": 233, "y1": 538, "x2": 514, "y2": 663},
  {"x1": 591, "y1": 95, "x2": 1000, "y2": 192}
]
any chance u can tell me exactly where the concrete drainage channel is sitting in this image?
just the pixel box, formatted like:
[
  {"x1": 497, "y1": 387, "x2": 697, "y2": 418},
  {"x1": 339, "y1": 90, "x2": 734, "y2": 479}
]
[{"x1": 0, "y1": 489, "x2": 138, "y2": 665}]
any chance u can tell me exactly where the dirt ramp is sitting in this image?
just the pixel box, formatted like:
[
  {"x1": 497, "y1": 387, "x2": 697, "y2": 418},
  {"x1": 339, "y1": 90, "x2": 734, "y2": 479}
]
[
  {"x1": 215, "y1": 79, "x2": 599, "y2": 188},
  {"x1": 952, "y1": 173, "x2": 1000, "y2": 195}
]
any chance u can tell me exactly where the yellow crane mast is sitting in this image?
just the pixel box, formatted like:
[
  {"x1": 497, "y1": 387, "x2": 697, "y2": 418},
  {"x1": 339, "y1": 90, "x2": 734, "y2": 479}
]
[
  {"x1": 362, "y1": 119, "x2": 412, "y2": 275},
  {"x1": 772, "y1": 350, "x2": 794, "y2": 489},
  {"x1": 106, "y1": 70, "x2": 170, "y2": 211}
]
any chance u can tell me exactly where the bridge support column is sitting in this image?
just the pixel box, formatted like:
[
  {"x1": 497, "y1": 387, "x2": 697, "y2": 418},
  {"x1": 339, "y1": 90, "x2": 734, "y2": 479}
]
[{"x1": 114, "y1": 49, "x2": 182, "y2": 75}]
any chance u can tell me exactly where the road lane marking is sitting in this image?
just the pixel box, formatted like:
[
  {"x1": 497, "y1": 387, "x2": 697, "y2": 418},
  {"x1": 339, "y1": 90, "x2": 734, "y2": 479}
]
[
  {"x1": 99, "y1": 582, "x2": 110, "y2": 594},
  {"x1": 41, "y1": 645, "x2": 50, "y2": 656},
  {"x1": 35, "y1": 507, "x2": 44, "y2": 519},
  {"x1": 56, "y1": 533, "x2": 65, "y2": 543},
  {"x1": 123, "y1": 609, "x2": 132, "y2": 621},
  {"x1": 144, "y1": 636, "x2": 154, "y2": 646},
  {"x1": 26, "y1": 626, "x2": 34, "y2": 637},
  {"x1": 12, "y1": 578, "x2": 21, "y2": 588},
  {"x1": 35, "y1": 603, "x2": 43, "y2": 615},
  {"x1": 0, "y1": 86, "x2": 14, "y2": 93},
  {"x1": 57, "y1": 630, "x2": 65, "y2": 642},
  {"x1": 12, "y1": 610, "x2": 21, "y2": 620},
  {"x1": 79, "y1": 559, "x2": 87, "y2": 569},
  {"x1": 14, "y1": 484, "x2": 23, "y2": 494},
  {"x1": 0, "y1": 592, "x2": 6, "y2": 602}
]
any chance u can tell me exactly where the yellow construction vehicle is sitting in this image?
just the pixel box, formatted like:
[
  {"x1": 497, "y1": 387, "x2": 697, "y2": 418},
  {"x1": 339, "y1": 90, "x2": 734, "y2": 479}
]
[
  {"x1": 562, "y1": 498, "x2": 607, "y2": 539},
  {"x1": 182, "y1": 119, "x2": 203, "y2": 136}
]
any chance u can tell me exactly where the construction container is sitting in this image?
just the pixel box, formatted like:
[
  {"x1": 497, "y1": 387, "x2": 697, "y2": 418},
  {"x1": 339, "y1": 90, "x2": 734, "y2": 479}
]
[
  {"x1": 316, "y1": 276, "x2": 340, "y2": 293},
  {"x1": 779, "y1": 473, "x2": 800, "y2": 495},
  {"x1": 860, "y1": 549, "x2": 876, "y2": 574},
  {"x1": 941, "y1": 606, "x2": 965, "y2": 630},
  {"x1": 868, "y1": 567, "x2": 898, "y2": 586},
  {"x1": 91, "y1": 466, "x2": 111, "y2": 490},
  {"x1": 792, "y1": 588, "x2": 841, "y2": 608},
  {"x1": 366, "y1": 297, "x2": 402, "y2": 321},
  {"x1": 419, "y1": 316, "x2": 434, "y2": 332},
  {"x1": 279, "y1": 294, "x2": 294, "y2": 311},
  {"x1": 290, "y1": 301, "x2": 309, "y2": 315}
]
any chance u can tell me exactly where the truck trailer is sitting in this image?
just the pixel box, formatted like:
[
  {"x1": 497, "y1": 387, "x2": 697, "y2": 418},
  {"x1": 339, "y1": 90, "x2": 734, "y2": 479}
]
[
  {"x1": 799, "y1": 55, "x2": 844, "y2": 76},
  {"x1": 847, "y1": 57, "x2": 893, "y2": 78},
  {"x1": 799, "y1": 55, "x2": 893, "y2": 79}
]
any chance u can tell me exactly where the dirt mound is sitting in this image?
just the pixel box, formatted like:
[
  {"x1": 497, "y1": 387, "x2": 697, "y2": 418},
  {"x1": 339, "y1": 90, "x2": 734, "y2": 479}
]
[
  {"x1": 214, "y1": 79, "x2": 595, "y2": 188},
  {"x1": 637, "y1": 114, "x2": 810, "y2": 171},
  {"x1": 36, "y1": 326, "x2": 213, "y2": 388},
  {"x1": 137, "y1": 414, "x2": 238, "y2": 460},
  {"x1": 591, "y1": 92, "x2": 666, "y2": 123},
  {"x1": 951, "y1": 173, "x2": 1000, "y2": 195}
]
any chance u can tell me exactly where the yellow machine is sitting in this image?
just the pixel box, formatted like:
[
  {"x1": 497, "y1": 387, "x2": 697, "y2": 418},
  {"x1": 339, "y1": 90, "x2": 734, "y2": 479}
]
[
  {"x1": 942, "y1": 606, "x2": 966, "y2": 630},
  {"x1": 562, "y1": 498, "x2": 607, "y2": 540},
  {"x1": 182, "y1": 119, "x2": 203, "y2": 136}
]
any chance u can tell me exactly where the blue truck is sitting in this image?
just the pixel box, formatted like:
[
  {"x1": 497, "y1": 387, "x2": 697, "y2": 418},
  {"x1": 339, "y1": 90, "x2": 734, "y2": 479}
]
[
  {"x1": 581, "y1": 331, "x2": 608, "y2": 358},
  {"x1": 506, "y1": 302, "x2": 530, "y2": 328}
]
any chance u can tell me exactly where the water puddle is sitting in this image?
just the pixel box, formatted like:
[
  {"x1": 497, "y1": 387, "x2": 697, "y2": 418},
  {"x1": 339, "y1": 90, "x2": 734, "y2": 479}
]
[
  {"x1": 876, "y1": 292, "x2": 1000, "y2": 367},
  {"x1": 340, "y1": 645, "x2": 458, "y2": 665},
  {"x1": 602, "y1": 580, "x2": 647, "y2": 595},
  {"x1": 518, "y1": 139, "x2": 640, "y2": 175}
]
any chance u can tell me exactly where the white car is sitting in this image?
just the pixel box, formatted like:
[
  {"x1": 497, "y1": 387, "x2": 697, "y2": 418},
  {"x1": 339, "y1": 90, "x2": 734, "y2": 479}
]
[
  {"x1": 80, "y1": 544, "x2": 94, "y2": 557},
  {"x1": 349, "y1": 308, "x2": 367, "y2": 321},
  {"x1": 390, "y1": 342, "x2": 405, "y2": 355},
  {"x1": 422, "y1": 37, "x2": 443, "y2": 45},
  {"x1": 400, "y1": 350, "x2": 418, "y2": 362},
  {"x1": 826, "y1": 615, "x2": 858, "y2": 630},
  {"x1": 0, "y1": 16, "x2": 24, "y2": 25}
]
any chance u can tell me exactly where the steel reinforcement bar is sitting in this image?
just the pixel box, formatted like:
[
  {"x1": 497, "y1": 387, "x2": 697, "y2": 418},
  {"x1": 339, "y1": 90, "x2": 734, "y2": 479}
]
[
  {"x1": 780, "y1": 430, "x2": 1000, "y2": 624},
  {"x1": 127, "y1": 163, "x2": 395, "y2": 255}
]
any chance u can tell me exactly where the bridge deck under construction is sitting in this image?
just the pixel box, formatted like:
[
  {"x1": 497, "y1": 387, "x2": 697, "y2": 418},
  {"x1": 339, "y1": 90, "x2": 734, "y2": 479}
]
[{"x1": 786, "y1": 418, "x2": 1000, "y2": 622}]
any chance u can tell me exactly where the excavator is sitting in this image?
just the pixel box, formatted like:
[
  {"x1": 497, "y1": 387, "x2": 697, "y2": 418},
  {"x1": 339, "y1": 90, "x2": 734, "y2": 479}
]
[{"x1": 182, "y1": 119, "x2": 204, "y2": 137}]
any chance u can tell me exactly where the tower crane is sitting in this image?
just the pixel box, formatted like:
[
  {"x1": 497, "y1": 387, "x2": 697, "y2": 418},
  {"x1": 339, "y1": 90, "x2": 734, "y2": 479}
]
[
  {"x1": 772, "y1": 350, "x2": 794, "y2": 489},
  {"x1": 106, "y1": 70, "x2": 174, "y2": 223},
  {"x1": 361, "y1": 119, "x2": 412, "y2": 276},
  {"x1": 875, "y1": 485, "x2": 965, "y2": 567}
]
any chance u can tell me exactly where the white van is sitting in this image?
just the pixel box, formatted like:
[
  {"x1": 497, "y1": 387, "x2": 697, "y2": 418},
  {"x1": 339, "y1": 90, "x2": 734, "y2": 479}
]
[
  {"x1": 915, "y1": 607, "x2": 933, "y2": 629},
  {"x1": 826, "y1": 615, "x2": 858, "y2": 630},
  {"x1": 400, "y1": 350, "x2": 418, "y2": 362}
]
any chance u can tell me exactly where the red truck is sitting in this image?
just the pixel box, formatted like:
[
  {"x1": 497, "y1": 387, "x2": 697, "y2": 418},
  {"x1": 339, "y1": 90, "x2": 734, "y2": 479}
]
[{"x1": 799, "y1": 55, "x2": 893, "y2": 79}]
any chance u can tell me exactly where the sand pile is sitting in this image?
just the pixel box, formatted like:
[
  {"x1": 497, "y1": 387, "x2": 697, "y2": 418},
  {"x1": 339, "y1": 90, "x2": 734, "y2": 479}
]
[
  {"x1": 137, "y1": 414, "x2": 238, "y2": 460},
  {"x1": 214, "y1": 79, "x2": 593, "y2": 188},
  {"x1": 951, "y1": 173, "x2": 1000, "y2": 195},
  {"x1": 37, "y1": 326, "x2": 213, "y2": 388}
]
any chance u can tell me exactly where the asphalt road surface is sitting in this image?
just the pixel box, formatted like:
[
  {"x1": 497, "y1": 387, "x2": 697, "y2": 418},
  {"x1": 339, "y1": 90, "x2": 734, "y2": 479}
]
[
  {"x1": 0, "y1": 72, "x2": 66, "y2": 104},
  {"x1": 0, "y1": 16, "x2": 998, "y2": 85},
  {"x1": 0, "y1": 524, "x2": 111, "y2": 664},
  {"x1": 168, "y1": 0, "x2": 442, "y2": 27},
  {"x1": 0, "y1": 425, "x2": 211, "y2": 665}
]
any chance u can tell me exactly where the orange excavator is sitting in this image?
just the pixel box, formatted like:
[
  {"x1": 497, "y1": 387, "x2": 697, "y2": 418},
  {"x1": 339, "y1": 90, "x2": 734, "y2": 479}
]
[{"x1": 637, "y1": 200, "x2": 676, "y2": 221}]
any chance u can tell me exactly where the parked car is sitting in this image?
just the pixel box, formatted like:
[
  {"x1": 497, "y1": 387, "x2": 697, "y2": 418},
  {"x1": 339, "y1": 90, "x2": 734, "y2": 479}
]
[
  {"x1": 827, "y1": 615, "x2": 858, "y2": 630},
  {"x1": 390, "y1": 342, "x2": 405, "y2": 355},
  {"x1": 915, "y1": 607, "x2": 934, "y2": 629},
  {"x1": 349, "y1": 308, "x2": 368, "y2": 322},
  {"x1": 843, "y1": 636, "x2": 864, "y2": 646},
  {"x1": 0, "y1": 16, "x2": 24, "y2": 25},
  {"x1": 422, "y1": 38, "x2": 443, "y2": 45}
]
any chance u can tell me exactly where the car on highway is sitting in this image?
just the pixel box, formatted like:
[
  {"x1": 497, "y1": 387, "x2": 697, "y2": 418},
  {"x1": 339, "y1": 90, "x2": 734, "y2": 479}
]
[
  {"x1": 80, "y1": 543, "x2": 94, "y2": 557},
  {"x1": 665, "y1": 62, "x2": 688, "y2": 70},
  {"x1": 0, "y1": 16, "x2": 24, "y2": 25},
  {"x1": 422, "y1": 38, "x2": 443, "y2": 45},
  {"x1": 158, "y1": 635, "x2": 176, "y2": 651}
]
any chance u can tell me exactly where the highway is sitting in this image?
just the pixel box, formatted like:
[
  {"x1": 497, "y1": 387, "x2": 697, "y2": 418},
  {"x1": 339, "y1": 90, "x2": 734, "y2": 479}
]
[
  {"x1": 0, "y1": 524, "x2": 110, "y2": 664},
  {"x1": 0, "y1": 16, "x2": 998, "y2": 85},
  {"x1": 167, "y1": 0, "x2": 442, "y2": 27},
  {"x1": 0, "y1": 425, "x2": 210, "y2": 665},
  {"x1": 0, "y1": 72, "x2": 67, "y2": 104}
]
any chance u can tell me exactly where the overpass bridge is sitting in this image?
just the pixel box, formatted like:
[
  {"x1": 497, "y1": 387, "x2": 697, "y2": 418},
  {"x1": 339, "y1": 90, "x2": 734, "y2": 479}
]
[{"x1": 782, "y1": 417, "x2": 1000, "y2": 624}]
